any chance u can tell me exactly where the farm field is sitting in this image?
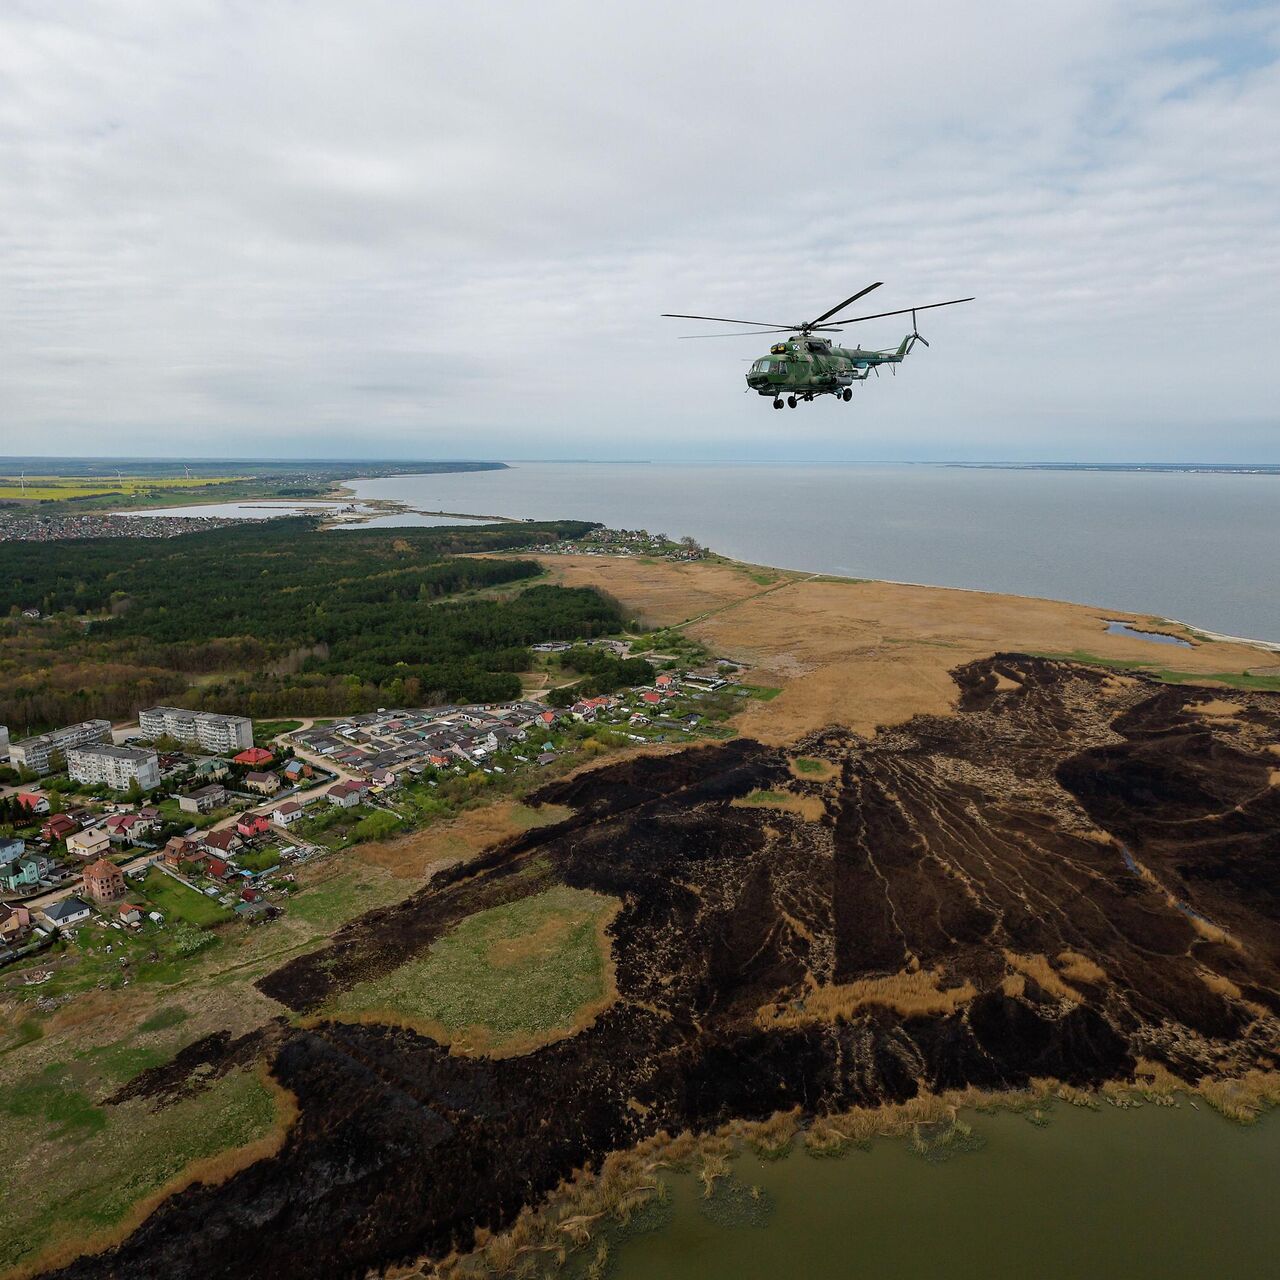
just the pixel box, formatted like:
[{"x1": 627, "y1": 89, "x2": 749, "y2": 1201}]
[{"x1": 0, "y1": 475, "x2": 243, "y2": 501}]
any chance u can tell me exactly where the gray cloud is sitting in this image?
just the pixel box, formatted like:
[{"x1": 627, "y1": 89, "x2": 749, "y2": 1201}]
[{"x1": 1, "y1": 0, "x2": 1277, "y2": 460}]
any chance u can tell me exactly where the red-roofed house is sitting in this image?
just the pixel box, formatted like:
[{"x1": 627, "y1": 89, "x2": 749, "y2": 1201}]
[
  {"x1": 204, "y1": 856, "x2": 230, "y2": 880},
  {"x1": 105, "y1": 813, "x2": 139, "y2": 843},
  {"x1": 655, "y1": 674, "x2": 674, "y2": 688},
  {"x1": 640, "y1": 691, "x2": 662, "y2": 706},
  {"x1": 233, "y1": 747, "x2": 274, "y2": 768},
  {"x1": 17, "y1": 792, "x2": 49, "y2": 815},
  {"x1": 41, "y1": 813, "x2": 80, "y2": 842}
]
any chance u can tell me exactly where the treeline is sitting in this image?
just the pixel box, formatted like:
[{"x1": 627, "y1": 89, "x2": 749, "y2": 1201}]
[
  {"x1": 0, "y1": 516, "x2": 598, "y2": 618},
  {"x1": 0, "y1": 517, "x2": 619, "y2": 729}
]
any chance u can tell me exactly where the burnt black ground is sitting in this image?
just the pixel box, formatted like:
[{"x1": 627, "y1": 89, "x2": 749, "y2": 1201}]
[{"x1": 48, "y1": 657, "x2": 1280, "y2": 1280}]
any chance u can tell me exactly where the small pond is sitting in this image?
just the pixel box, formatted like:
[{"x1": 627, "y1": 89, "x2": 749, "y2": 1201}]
[{"x1": 1105, "y1": 620, "x2": 1192, "y2": 646}]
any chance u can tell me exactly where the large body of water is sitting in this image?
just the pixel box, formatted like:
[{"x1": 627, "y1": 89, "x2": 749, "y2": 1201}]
[
  {"x1": 612, "y1": 1104, "x2": 1278, "y2": 1280},
  {"x1": 349, "y1": 464, "x2": 1280, "y2": 642}
]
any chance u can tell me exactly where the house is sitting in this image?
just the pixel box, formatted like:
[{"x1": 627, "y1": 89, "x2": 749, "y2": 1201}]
[
  {"x1": 117, "y1": 902, "x2": 142, "y2": 925},
  {"x1": 204, "y1": 856, "x2": 231, "y2": 881},
  {"x1": 243, "y1": 771, "x2": 280, "y2": 795},
  {"x1": 233, "y1": 747, "x2": 274, "y2": 768},
  {"x1": 163, "y1": 836, "x2": 202, "y2": 867},
  {"x1": 136, "y1": 806, "x2": 162, "y2": 829},
  {"x1": 104, "y1": 813, "x2": 140, "y2": 843},
  {"x1": 236, "y1": 813, "x2": 271, "y2": 839},
  {"x1": 179, "y1": 783, "x2": 229, "y2": 815},
  {"x1": 41, "y1": 896, "x2": 92, "y2": 929},
  {"x1": 326, "y1": 780, "x2": 368, "y2": 808},
  {"x1": 1, "y1": 851, "x2": 53, "y2": 893},
  {"x1": 281, "y1": 759, "x2": 311, "y2": 783},
  {"x1": 271, "y1": 800, "x2": 304, "y2": 827},
  {"x1": 67, "y1": 826, "x2": 111, "y2": 859},
  {"x1": 640, "y1": 691, "x2": 662, "y2": 706},
  {"x1": 82, "y1": 857, "x2": 126, "y2": 905},
  {"x1": 240, "y1": 886, "x2": 259, "y2": 903},
  {"x1": 0, "y1": 903, "x2": 32, "y2": 944},
  {"x1": 0, "y1": 836, "x2": 22, "y2": 865},
  {"x1": 201, "y1": 828, "x2": 241, "y2": 856},
  {"x1": 655, "y1": 674, "x2": 674, "y2": 689},
  {"x1": 41, "y1": 813, "x2": 79, "y2": 842},
  {"x1": 369, "y1": 767, "x2": 398, "y2": 788},
  {"x1": 16, "y1": 792, "x2": 50, "y2": 816}
]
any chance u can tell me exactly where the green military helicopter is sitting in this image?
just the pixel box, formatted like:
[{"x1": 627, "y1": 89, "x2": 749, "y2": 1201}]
[{"x1": 664, "y1": 283, "x2": 974, "y2": 408}]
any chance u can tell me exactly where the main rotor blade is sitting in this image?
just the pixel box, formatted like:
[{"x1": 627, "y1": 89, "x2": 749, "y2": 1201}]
[
  {"x1": 677, "y1": 327, "x2": 797, "y2": 338},
  {"x1": 662, "y1": 313, "x2": 798, "y2": 328},
  {"x1": 808, "y1": 282, "x2": 882, "y2": 326},
  {"x1": 824, "y1": 296, "x2": 975, "y2": 326}
]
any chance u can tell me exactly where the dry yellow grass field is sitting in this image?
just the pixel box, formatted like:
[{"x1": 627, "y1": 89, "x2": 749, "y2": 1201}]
[{"x1": 539, "y1": 555, "x2": 1274, "y2": 742}]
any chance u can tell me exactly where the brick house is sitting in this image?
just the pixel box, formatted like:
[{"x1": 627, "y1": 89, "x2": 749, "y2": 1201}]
[{"x1": 82, "y1": 857, "x2": 126, "y2": 905}]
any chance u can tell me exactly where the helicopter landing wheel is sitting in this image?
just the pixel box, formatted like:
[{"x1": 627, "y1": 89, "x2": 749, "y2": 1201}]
[
  {"x1": 842, "y1": 388, "x2": 852, "y2": 401},
  {"x1": 773, "y1": 398, "x2": 783, "y2": 409},
  {"x1": 787, "y1": 395, "x2": 797, "y2": 409}
]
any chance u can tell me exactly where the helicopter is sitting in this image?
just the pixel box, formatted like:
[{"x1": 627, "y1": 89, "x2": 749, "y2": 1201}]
[{"x1": 664, "y1": 283, "x2": 973, "y2": 408}]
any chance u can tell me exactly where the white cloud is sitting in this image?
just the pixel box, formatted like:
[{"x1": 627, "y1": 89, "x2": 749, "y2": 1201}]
[{"x1": 1, "y1": 0, "x2": 1277, "y2": 459}]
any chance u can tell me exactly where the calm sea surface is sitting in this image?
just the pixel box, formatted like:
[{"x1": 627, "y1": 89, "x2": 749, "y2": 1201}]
[
  {"x1": 349, "y1": 464, "x2": 1280, "y2": 641},
  {"x1": 610, "y1": 1105, "x2": 1277, "y2": 1280}
]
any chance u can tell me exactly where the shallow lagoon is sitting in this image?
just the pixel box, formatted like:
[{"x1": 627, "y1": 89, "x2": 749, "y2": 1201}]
[{"x1": 611, "y1": 1103, "x2": 1277, "y2": 1280}]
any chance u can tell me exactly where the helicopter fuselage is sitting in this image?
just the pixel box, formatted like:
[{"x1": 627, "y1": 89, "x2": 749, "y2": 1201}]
[{"x1": 745, "y1": 334, "x2": 910, "y2": 401}]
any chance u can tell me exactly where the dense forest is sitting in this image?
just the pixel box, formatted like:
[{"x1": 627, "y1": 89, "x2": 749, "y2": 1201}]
[{"x1": 0, "y1": 518, "x2": 621, "y2": 731}]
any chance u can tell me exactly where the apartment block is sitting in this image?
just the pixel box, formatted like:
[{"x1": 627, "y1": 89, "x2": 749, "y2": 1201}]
[
  {"x1": 67, "y1": 744, "x2": 162, "y2": 792},
  {"x1": 9, "y1": 719, "x2": 113, "y2": 776},
  {"x1": 138, "y1": 706, "x2": 254, "y2": 754}
]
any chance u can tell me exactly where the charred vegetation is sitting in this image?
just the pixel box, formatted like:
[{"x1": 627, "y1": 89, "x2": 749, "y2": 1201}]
[{"x1": 46, "y1": 656, "x2": 1280, "y2": 1280}]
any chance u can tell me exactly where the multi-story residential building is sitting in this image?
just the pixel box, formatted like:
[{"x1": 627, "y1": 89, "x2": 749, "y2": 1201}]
[
  {"x1": 0, "y1": 724, "x2": 9, "y2": 763},
  {"x1": 66, "y1": 744, "x2": 161, "y2": 792},
  {"x1": 9, "y1": 720, "x2": 112, "y2": 776},
  {"x1": 138, "y1": 706, "x2": 254, "y2": 754}
]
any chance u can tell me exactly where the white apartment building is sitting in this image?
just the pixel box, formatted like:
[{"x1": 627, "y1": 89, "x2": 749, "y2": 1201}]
[
  {"x1": 138, "y1": 706, "x2": 253, "y2": 754},
  {"x1": 9, "y1": 719, "x2": 113, "y2": 776},
  {"x1": 67, "y1": 744, "x2": 162, "y2": 792},
  {"x1": 0, "y1": 724, "x2": 9, "y2": 763}
]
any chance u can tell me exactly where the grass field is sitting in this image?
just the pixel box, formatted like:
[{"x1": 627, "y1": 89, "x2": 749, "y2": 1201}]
[
  {"x1": 140, "y1": 868, "x2": 233, "y2": 926},
  {"x1": 1030, "y1": 650, "x2": 1280, "y2": 693},
  {"x1": 0, "y1": 1054, "x2": 282, "y2": 1276},
  {"x1": 319, "y1": 885, "x2": 620, "y2": 1054},
  {"x1": 0, "y1": 475, "x2": 242, "y2": 501}
]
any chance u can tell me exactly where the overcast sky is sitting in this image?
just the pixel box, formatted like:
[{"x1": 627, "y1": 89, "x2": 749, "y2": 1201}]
[{"x1": 2, "y1": 1, "x2": 1278, "y2": 462}]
